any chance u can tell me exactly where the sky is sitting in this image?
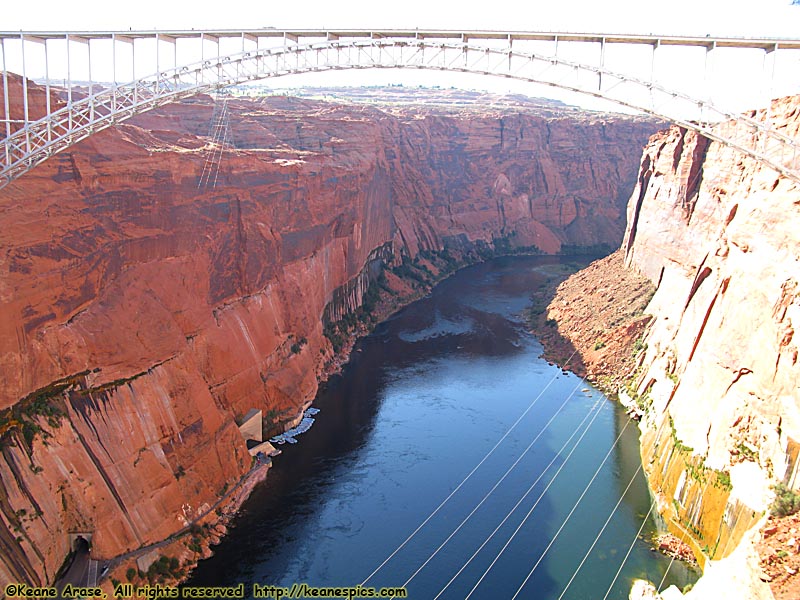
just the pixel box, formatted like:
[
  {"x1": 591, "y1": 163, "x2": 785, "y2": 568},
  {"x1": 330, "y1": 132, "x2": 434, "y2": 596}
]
[
  {"x1": 2, "y1": 0, "x2": 800, "y2": 114},
  {"x1": 4, "y1": 0, "x2": 800, "y2": 38}
]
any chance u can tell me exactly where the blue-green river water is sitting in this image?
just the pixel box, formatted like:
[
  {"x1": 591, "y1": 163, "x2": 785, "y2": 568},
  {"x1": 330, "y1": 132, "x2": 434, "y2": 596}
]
[{"x1": 187, "y1": 255, "x2": 697, "y2": 599}]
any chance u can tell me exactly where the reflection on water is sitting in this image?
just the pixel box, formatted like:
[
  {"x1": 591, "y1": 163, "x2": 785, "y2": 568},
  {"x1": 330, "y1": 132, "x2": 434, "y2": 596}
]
[{"x1": 187, "y1": 255, "x2": 698, "y2": 598}]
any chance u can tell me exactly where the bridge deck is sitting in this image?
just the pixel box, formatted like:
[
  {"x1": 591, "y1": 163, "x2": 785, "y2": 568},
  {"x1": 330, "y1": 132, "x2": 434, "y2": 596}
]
[{"x1": 1, "y1": 29, "x2": 800, "y2": 50}]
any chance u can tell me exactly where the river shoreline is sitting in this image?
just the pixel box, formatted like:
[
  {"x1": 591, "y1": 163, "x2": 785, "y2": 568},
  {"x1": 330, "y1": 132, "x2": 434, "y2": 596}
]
[
  {"x1": 181, "y1": 252, "x2": 696, "y2": 596},
  {"x1": 97, "y1": 249, "x2": 629, "y2": 592},
  {"x1": 95, "y1": 249, "x2": 476, "y2": 590}
]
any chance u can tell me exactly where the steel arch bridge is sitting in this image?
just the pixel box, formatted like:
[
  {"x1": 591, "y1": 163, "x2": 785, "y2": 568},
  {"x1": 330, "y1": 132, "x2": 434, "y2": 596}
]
[{"x1": 2, "y1": 29, "x2": 800, "y2": 188}]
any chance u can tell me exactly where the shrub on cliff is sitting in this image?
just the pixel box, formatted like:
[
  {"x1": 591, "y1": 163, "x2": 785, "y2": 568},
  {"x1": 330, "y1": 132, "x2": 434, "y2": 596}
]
[{"x1": 771, "y1": 483, "x2": 800, "y2": 517}]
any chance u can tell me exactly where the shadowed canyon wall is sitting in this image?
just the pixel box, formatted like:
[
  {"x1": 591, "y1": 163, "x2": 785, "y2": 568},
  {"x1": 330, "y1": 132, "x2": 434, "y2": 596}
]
[{"x1": 0, "y1": 86, "x2": 662, "y2": 585}]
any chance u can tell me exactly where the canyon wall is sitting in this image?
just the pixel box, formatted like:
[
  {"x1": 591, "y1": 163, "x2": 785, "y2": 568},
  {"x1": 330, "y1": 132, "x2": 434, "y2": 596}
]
[
  {"x1": 0, "y1": 87, "x2": 661, "y2": 585},
  {"x1": 619, "y1": 96, "x2": 800, "y2": 597}
]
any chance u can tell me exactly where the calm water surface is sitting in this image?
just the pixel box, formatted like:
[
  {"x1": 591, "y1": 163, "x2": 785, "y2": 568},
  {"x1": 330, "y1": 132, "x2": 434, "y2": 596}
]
[{"x1": 187, "y1": 256, "x2": 697, "y2": 599}]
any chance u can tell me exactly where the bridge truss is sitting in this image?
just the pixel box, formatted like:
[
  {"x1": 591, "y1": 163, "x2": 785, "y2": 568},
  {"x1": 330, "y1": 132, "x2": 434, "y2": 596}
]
[{"x1": 2, "y1": 29, "x2": 800, "y2": 187}]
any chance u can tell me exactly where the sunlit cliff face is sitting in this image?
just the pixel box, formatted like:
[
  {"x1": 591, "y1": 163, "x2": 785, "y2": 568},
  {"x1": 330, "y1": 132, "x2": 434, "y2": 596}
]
[
  {"x1": 622, "y1": 97, "x2": 800, "y2": 579},
  {"x1": 0, "y1": 87, "x2": 662, "y2": 585}
]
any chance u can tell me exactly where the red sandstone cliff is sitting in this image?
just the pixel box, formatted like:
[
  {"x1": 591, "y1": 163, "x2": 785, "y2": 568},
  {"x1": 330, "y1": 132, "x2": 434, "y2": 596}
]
[{"x1": 0, "y1": 87, "x2": 661, "y2": 585}]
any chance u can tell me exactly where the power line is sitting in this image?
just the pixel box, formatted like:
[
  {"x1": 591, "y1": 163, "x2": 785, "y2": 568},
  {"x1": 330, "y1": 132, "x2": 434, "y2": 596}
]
[
  {"x1": 509, "y1": 413, "x2": 635, "y2": 599},
  {"x1": 197, "y1": 96, "x2": 222, "y2": 188},
  {"x1": 211, "y1": 101, "x2": 231, "y2": 188},
  {"x1": 462, "y1": 397, "x2": 610, "y2": 599},
  {"x1": 360, "y1": 348, "x2": 582, "y2": 587},
  {"x1": 657, "y1": 554, "x2": 676, "y2": 593},
  {"x1": 397, "y1": 379, "x2": 585, "y2": 593},
  {"x1": 557, "y1": 462, "x2": 644, "y2": 599},
  {"x1": 198, "y1": 94, "x2": 231, "y2": 190},
  {"x1": 602, "y1": 502, "x2": 657, "y2": 600},
  {"x1": 655, "y1": 428, "x2": 721, "y2": 594},
  {"x1": 431, "y1": 389, "x2": 604, "y2": 600}
]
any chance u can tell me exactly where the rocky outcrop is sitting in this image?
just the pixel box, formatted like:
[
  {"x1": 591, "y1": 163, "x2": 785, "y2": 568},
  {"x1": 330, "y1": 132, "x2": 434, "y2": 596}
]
[
  {"x1": 531, "y1": 96, "x2": 800, "y2": 600},
  {"x1": 618, "y1": 96, "x2": 800, "y2": 598},
  {"x1": 527, "y1": 249, "x2": 655, "y2": 391},
  {"x1": 0, "y1": 87, "x2": 661, "y2": 585},
  {"x1": 624, "y1": 94, "x2": 799, "y2": 554}
]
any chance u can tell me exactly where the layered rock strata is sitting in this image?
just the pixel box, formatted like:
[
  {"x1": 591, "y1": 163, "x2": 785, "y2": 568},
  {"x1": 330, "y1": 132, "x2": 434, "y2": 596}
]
[
  {"x1": 537, "y1": 95, "x2": 800, "y2": 599},
  {"x1": 0, "y1": 85, "x2": 661, "y2": 585}
]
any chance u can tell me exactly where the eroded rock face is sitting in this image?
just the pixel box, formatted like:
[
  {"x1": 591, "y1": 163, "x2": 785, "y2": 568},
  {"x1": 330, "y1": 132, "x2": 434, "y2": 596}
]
[
  {"x1": 622, "y1": 96, "x2": 800, "y2": 595},
  {"x1": 0, "y1": 90, "x2": 661, "y2": 584}
]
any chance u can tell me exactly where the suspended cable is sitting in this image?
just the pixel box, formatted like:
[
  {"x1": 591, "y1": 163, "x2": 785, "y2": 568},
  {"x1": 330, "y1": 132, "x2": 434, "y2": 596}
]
[
  {"x1": 599, "y1": 411, "x2": 704, "y2": 598},
  {"x1": 601, "y1": 502, "x2": 657, "y2": 600},
  {"x1": 718, "y1": 500, "x2": 750, "y2": 561},
  {"x1": 509, "y1": 416, "x2": 635, "y2": 599},
  {"x1": 397, "y1": 375, "x2": 590, "y2": 594},
  {"x1": 198, "y1": 94, "x2": 231, "y2": 190},
  {"x1": 576, "y1": 391, "x2": 686, "y2": 600},
  {"x1": 557, "y1": 462, "x2": 644, "y2": 599},
  {"x1": 197, "y1": 94, "x2": 223, "y2": 189},
  {"x1": 360, "y1": 347, "x2": 582, "y2": 587},
  {"x1": 431, "y1": 388, "x2": 604, "y2": 600},
  {"x1": 656, "y1": 553, "x2": 676, "y2": 592},
  {"x1": 656, "y1": 437, "x2": 722, "y2": 594},
  {"x1": 211, "y1": 100, "x2": 231, "y2": 188},
  {"x1": 397, "y1": 380, "x2": 582, "y2": 592},
  {"x1": 462, "y1": 397, "x2": 610, "y2": 600}
]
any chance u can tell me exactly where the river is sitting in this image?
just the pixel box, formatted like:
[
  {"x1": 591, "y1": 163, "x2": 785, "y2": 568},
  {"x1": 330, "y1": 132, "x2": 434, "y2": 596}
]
[{"x1": 186, "y1": 255, "x2": 697, "y2": 598}]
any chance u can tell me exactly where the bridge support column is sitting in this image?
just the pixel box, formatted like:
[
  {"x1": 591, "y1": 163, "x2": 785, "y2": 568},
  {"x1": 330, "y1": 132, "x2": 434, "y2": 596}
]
[
  {"x1": 43, "y1": 38, "x2": 50, "y2": 142},
  {"x1": 66, "y1": 34, "x2": 72, "y2": 130},
  {"x1": 1, "y1": 39, "x2": 10, "y2": 142},
  {"x1": 650, "y1": 40, "x2": 660, "y2": 113},
  {"x1": 598, "y1": 37, "x2": 606, "y2": 92},
  {"x1": 19, "y1": 33, "x2": 29, "y2": 154},
  {"x1": 703, "y1": 41, "x2": 716, "y2": 121}
]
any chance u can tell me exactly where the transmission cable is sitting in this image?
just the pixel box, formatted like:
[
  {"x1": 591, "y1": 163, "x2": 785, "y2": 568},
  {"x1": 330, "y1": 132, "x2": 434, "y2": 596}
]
[
  {"x1": 572, "y1": 402, "x2": 683, "y2": 599},
  {"x1": 718, "y1": 500, "x2": 750, "y2": 560},
  {"x1": 360, "y1": 347, "x2": 582, "y2": 586},
  {"x1": 656, "y1": 551, "x2": 677, "y2": 593},
  {"x1": 508, "y1": 416, "x2": 635, "y2": 599},
  {"x1": 198, "y1": 95, "x2": 224, "y2": 188},
  {"x1": 461, "y1": 397, "x2": 614, "y2": 599},
  {"x1": 430, "y1": 389, "x2": 605, "y2": 600},
  {"x1": 557, "y1": 462, "x2": 644, "y2": 599},
  {"x1": 601, "y1": 501, "x2": 657, "y2": 600},
  {"x1": 396, "y1": 377, "x2": 588, "y2": 592},
  {"x1": 601, "y1": 412, "x2": 691, "y2": 598},
  {"x1": 657, "y1": 440, "x2": 722, "y2": 594},
  {"x1": 198, "y1": 95, "x2": 231, "y2": 189},
  {"x1": 211, "y1": 98, "x2": 231, "y2": 188}
]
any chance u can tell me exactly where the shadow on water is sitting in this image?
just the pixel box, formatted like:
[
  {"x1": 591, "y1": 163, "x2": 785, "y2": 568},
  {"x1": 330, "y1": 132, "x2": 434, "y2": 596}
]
[
  {"x1": 185, "y1": 343, "x2": 389, "y2": 584},
  {"x1": 185, "y1": 255, "x2": 697, "y2": 599}
]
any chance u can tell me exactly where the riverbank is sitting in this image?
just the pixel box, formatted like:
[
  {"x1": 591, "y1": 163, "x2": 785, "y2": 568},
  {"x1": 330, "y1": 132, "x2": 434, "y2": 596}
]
[
  {"x1": 94, "y1": 246, "x2": 560, "y2": 589},
  {"x1": 526, "y1": 249, "x2": 800, "y2": 599},
  {"x1": 526, "y1": 249, "x2": 655, "y2": 397}
]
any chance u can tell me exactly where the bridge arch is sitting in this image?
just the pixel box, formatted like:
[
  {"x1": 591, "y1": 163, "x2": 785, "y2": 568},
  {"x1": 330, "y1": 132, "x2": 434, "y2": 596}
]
[{"x1": 2, "y1": 37, "x2": 799, "y2": 187}]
